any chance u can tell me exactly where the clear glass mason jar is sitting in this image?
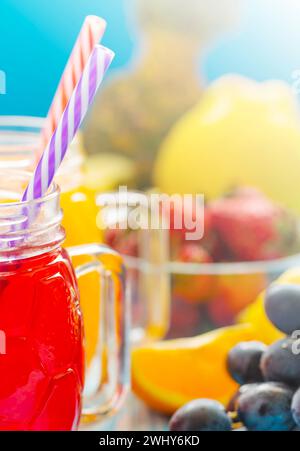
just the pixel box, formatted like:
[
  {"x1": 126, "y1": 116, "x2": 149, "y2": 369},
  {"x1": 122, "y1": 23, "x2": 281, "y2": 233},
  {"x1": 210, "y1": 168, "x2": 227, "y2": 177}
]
[
  {"x1": 0, "y1": 116, "x2": 107, "y2": 371},
  {"x1": 0, "y1": 116, "x2": 170, "y2": 345},
  {"x1": 0, "y1": 170, "x2": 129, "y2": 430},
  {"x1": 0, "y1": 116, "x2": 99, "y2": 246}
]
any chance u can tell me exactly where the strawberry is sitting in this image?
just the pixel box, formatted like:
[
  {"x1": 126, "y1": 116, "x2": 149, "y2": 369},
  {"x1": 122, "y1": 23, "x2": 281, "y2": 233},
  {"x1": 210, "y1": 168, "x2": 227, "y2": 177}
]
[
  {"x1": 160, "y1": 196, "x2": 211, "y2": 239},
  {"x1": 163, "y1": 197, "x2": 213, "y2": 260},
  {"x1": 104, "y1": 228, "x2": 139, "y2": 257},
  {"x1": 209, "y1": 188, "x2": 300, "y2": 261}
]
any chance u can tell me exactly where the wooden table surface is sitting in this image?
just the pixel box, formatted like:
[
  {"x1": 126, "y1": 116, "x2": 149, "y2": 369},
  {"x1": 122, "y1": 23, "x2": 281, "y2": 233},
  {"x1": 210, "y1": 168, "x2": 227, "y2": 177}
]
[{"x1": 83, "y1": 393, "x2": 168, "y2": 431}]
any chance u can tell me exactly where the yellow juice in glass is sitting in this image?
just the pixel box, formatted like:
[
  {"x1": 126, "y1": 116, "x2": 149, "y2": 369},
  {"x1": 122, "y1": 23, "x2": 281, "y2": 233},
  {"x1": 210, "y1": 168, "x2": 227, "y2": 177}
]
[
  {"x1": 61, "y1": 186, "x2": 102, "y2": 366},
  {"x1": 48, "y1": 148, "x2": 104, "y2": 367}
]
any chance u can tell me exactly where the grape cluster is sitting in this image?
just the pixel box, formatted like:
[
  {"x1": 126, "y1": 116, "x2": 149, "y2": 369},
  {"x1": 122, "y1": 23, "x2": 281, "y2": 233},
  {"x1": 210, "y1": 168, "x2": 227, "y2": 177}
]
[{"x1": 169, "y1": 283, "x2": 300, "y2": 431}]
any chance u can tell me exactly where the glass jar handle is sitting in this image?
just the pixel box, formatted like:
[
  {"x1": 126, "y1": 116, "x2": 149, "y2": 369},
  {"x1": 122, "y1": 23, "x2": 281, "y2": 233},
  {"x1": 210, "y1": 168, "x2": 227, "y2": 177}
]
[
  {"x1": 97, "y1": 191, "x2": 171, "y2": 343},
  {"x1": 67, "y1": 243, "x2": 130, "y2": 423}
]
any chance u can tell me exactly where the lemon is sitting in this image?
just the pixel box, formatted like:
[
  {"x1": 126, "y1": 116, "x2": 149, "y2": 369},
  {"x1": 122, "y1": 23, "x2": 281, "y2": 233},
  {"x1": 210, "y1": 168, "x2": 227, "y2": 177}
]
[{"x1": 154, "y1": 75, "x2": 300, "y2": 213}]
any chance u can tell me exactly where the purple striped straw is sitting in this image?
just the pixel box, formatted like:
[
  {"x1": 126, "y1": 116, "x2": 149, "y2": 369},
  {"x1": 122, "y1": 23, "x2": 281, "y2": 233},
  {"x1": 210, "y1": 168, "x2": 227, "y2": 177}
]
[{"x1": 22, "y1": 44, "x2": 114, "y2": 202}]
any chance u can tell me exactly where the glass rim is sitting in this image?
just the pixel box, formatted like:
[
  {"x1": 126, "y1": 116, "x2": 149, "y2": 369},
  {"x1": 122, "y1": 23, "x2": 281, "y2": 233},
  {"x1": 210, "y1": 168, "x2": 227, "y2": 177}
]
[
  {"x1": 0, "y1": 170, "x2": 63, "y2": 257},
  {"x1": 0, "y1": 116, "x2": 83, "y2": 178},
  {"x1": 0, "y1": 116, "x2": 45, "y2": 152},
  {"x1": 0, "y1": 115, "x2": 45, "y2": 126},
  {"x1": 98, "y1": 189, "x2": 300, "y2": 274},
  {"x1": 124, "y1": 253, "x2": 300, "y2": 275},
  {"x1": 0, "y1": 115, "x2": 81, "y2": 149},
  {"x1": 0, "y1": 169, "x2": 60, "y2": 209}
]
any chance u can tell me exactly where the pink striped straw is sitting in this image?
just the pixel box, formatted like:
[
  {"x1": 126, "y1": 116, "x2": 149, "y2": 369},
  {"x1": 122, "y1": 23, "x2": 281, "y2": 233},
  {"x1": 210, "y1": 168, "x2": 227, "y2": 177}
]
[
  {"x1": 39, "y1": 15, "x2": 107, "y2": 152},
  {"x1": 23, "y1": 45, "x2": 114, "y2": 202}
]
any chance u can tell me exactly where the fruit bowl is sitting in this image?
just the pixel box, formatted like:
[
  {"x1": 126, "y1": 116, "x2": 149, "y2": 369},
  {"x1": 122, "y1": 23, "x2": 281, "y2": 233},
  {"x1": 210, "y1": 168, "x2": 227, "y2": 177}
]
[
  {"x1": 123, "y1": 251, "x2": 300, "y2": 341},
  {"x1": 98, "y1": 189, "x2": 300, "y2": 342},
  {"x1": 165, "y1": 254, "x2": 300, "y2": 338}
]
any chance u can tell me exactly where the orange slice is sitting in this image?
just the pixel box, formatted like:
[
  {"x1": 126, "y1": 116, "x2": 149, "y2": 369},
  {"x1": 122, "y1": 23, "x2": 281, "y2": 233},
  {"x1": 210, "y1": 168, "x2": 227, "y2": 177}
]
[{"x1": 132, "y1": 324, "x2": 266, "y2": 414}]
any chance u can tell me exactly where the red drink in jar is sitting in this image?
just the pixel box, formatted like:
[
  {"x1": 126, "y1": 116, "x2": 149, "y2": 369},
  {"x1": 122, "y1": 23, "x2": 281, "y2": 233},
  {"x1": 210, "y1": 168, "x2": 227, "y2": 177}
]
[
  {"x1": 0, "y1": 171, "x2": 84, "y2": 431},
  {"x1": 0, "y1": 248, "x2": 84, "y2": 430},
  {"x1": 0, "y1": 170, "x2": 128, "y2": 430}
]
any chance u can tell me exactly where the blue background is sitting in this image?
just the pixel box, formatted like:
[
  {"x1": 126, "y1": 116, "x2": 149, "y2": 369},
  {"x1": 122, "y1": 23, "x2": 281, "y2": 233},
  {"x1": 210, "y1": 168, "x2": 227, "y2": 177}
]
[
  {"x1": 1, "y1": 0, "x2": 300, "y2": 116},
  {"x1": 0, "y1": 0, "x2": 134, "y2": 116}
]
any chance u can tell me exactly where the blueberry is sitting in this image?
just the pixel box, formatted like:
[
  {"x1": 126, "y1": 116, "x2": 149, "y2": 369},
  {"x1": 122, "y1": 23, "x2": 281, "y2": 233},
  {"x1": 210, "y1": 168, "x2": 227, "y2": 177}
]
[
  {"x1": 237, "y1": 382, "x2": 295, "y2": 431},
  {"x1": 227, "y1": 383, "x2": 259, "y2": 414},
  {"x1": 260, "y1": 338, "x2": 300, "y2": 387},
  {"x1": 227, "y1": 341, "x2": 267, "y2": 384},
  {"x1": 292, "y1": 388, "x2": 300, "y2": 427},
  {"x1": 169, "y1": 399, "x2": 232, "y2": 431},
  {"x1": 264, "y1": 284, "x2": 300, "y2": 334}
]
